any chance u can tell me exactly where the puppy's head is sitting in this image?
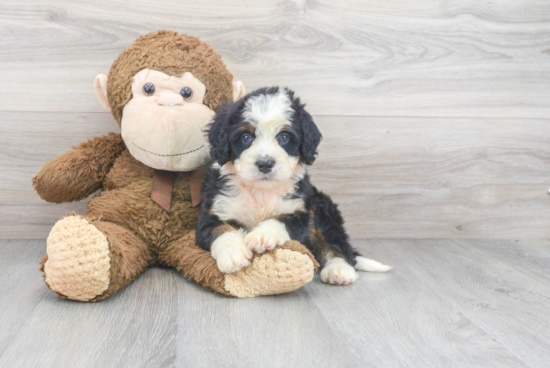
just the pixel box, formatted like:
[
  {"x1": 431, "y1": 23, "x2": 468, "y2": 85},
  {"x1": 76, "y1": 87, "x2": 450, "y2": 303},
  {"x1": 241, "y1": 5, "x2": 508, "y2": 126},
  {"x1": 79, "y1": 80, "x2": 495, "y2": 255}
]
[{"x1": 207, "y1": 87, "x2": 322, "y2": 187}]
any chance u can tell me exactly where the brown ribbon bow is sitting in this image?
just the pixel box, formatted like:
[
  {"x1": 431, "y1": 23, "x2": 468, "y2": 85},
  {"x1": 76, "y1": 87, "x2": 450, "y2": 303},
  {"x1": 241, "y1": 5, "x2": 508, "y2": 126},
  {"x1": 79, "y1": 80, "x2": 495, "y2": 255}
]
[{"x1": 151, "y1": 167, "x2": 204, "y2": 212}]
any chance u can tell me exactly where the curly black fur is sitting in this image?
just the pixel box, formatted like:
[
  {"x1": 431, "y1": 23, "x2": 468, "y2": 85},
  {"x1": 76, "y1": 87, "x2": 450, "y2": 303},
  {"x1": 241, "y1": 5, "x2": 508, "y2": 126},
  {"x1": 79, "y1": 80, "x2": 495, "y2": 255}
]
[{"x1": 197, "y1": 87, "x2": 360, "y2": 267}]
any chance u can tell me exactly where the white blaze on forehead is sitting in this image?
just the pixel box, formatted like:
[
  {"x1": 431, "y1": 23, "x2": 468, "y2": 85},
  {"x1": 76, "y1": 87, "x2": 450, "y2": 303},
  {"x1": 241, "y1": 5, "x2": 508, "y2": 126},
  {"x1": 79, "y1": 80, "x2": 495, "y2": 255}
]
[
  {"x1": 243, "y1": 89, "x2": 294, "y2": 127},
  {"x1": 228, "y1": 88, "x2": 302, "y2": 191}
]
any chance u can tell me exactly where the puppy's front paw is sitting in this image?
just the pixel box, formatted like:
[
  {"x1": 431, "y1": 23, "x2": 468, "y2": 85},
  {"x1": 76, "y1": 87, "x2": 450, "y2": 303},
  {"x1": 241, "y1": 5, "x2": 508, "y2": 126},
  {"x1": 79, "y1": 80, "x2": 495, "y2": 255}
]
[
  {"x1": 320, "y1": 257, "x2": 358, "y2": 285},
  {"x1": 244, "y1": 219, "x2": 290, "y2": 254},
  {"x1": 211, "y1": 230, "x2": 252, "y2": 274}
]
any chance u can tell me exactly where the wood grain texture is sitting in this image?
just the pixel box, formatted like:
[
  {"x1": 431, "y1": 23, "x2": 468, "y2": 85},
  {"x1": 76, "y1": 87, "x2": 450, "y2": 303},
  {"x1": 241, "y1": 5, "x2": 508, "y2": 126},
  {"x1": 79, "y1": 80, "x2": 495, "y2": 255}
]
[
  {"x1": 463, "y1": 239, "x2": 550, "y2": 286},
  {"x1": 0, "y1": 0, "x2": 549, "y2": 117},
  {"x1": 368, "y1": 239, "x2": 550, "y2": 368},
  {"x1": 175, "y1": 281, "x2": 361, "y2": 368},
  {"x1": 2, "y1": 239, "x2": 550, "y2": 367},
  {"x1": 2, "y1": 112, "x2": 548, "y2": 239},
  {"x1": 306, "y1": 242, "x2": 529, "y2": 368},
  {"x1": 1, "y1": 0, "x2": 550, "y2": 238},
  {"x1": 311, "y1": 116, "x2": 550, "y2": 238}
]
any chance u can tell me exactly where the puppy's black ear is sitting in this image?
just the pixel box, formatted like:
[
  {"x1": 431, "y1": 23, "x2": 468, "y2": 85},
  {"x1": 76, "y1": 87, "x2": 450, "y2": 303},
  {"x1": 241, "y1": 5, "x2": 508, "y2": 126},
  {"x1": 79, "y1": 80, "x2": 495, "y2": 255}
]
[
  {"x1": 298, "y1": 105, "x2": 322, "y2": 165},
  {"x1": 207, "y1": 101, "x2": 233, "y2": 166}
]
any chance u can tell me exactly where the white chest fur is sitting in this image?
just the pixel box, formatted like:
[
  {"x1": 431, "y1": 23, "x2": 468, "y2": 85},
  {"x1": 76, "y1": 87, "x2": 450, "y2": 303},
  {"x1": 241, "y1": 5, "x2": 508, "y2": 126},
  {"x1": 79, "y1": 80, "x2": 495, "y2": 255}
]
[{"x1": 212, "y1": 180, "x2": 305, "y2": 229}]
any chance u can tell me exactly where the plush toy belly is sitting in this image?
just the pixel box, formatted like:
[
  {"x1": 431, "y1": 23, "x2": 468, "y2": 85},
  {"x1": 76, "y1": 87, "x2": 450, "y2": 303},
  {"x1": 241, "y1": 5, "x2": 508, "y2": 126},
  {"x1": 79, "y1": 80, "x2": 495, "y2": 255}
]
[{"x1": 86, "y1": 179, "x2": 199, "y2": 245}]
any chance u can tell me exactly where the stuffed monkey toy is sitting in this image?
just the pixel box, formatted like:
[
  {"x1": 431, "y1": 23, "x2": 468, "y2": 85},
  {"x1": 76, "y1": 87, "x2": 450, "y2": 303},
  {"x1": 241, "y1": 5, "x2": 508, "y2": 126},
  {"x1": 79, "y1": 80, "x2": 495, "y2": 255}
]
[{"x1": 33, "y1": 31, "x2": 318, "y2": 301}]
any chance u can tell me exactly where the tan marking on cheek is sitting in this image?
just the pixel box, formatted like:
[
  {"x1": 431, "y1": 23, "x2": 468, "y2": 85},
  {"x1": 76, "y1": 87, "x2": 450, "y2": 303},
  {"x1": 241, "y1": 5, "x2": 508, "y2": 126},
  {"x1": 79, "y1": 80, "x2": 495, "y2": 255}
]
[
  {"x1": 225, "y1": 162, "x2": 235, "y2": 171},
  {"x1": 292, "y1": 162, "x2": 305, "y2": 177},
  {"x1": 220, "y1": 162, "x2": 237, "y2": 175}
]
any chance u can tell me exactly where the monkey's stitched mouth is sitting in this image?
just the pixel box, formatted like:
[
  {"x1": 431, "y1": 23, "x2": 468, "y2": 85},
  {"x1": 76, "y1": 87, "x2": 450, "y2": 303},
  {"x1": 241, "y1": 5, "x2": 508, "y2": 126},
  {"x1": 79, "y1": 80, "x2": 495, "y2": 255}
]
[{"x1": 132, "y1": 143, "x2": 205, "y2": 157}]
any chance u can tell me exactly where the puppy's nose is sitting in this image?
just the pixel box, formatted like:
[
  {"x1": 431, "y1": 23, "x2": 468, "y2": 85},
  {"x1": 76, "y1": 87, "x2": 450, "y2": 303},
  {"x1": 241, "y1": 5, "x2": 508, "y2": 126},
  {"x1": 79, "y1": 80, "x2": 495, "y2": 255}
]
[
  {"x1": 256, "y1": 158, "x2": 275, "y2": 173},
  {"x1": 158, "y1": 93, "x2": 184, "y2": 106}
]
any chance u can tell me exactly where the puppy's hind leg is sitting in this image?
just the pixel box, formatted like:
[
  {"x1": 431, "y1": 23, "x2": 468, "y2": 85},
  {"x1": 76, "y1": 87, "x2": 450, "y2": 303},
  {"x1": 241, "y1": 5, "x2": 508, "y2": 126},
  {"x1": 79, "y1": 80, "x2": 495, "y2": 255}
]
[
  {"x1": 320, "y1": 255, "x2": 358, "y2": 285},
  {"x1": 319, "y1": 253, "x2": 392, "y2": 285},
  {"x1": 311, "y1": 187, "x2": 392, "y2": 283}
]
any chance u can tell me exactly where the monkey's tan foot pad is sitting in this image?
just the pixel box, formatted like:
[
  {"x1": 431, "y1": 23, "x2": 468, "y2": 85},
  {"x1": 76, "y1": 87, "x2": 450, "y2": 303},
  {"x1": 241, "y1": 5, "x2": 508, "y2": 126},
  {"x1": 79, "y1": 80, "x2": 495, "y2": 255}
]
[
  {"x1": 223, "y1": 241, "x2": 319, "y2": 298},
  {"x1": 42, "y1": 215, "x2": 111, "y2": 301}
]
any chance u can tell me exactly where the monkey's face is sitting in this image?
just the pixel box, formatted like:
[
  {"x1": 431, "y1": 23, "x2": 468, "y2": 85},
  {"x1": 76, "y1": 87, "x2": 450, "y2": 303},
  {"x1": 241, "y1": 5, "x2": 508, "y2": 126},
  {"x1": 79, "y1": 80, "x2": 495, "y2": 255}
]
[{"x1": 121, "y1": 68, "x2": 214, "y2": 171}]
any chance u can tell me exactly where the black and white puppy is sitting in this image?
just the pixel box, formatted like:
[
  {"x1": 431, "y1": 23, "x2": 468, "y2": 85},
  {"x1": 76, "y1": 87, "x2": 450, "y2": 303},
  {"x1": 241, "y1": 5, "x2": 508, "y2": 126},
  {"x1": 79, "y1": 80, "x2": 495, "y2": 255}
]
[{"x1": 197, "y1": 87, "x2": 391, "y2": 284}]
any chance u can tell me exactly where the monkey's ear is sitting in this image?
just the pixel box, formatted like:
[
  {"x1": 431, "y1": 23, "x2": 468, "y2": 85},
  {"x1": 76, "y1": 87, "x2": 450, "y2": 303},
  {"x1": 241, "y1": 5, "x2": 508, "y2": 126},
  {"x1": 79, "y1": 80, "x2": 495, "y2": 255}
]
[
  {"x1": 232, "y1": 81, "x2": 246, "y2": 101},
  {"x1": 207, "y1": 102, "x2": 233, "y2": 166},
  {"x1": 298, "y1": 107, "x2": 323, "y2": 165},
  {"x1": 94, "y1": 74, "x2": 111, "y2": 111}
]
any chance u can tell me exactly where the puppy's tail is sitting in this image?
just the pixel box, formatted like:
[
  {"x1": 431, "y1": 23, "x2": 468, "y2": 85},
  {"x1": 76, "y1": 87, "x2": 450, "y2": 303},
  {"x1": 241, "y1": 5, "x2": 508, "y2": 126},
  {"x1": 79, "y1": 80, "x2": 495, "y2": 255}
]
[{"x1": 354, "y1": 256, "x2": 392, "y2": 273}]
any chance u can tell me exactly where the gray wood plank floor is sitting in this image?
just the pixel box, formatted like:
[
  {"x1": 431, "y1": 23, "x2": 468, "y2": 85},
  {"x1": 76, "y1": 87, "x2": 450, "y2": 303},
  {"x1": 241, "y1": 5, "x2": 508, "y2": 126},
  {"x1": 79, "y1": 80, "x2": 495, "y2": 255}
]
[{"x1": 1, "y1": 239, "x2": 548, "y2": 368}]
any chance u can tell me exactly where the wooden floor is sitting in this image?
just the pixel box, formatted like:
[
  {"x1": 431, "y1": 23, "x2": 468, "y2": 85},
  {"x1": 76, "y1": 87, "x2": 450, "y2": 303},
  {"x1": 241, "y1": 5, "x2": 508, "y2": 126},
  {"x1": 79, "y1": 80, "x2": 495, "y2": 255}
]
[{"x1": 1, "y1": 239, "x2": 549, "y2": 368}]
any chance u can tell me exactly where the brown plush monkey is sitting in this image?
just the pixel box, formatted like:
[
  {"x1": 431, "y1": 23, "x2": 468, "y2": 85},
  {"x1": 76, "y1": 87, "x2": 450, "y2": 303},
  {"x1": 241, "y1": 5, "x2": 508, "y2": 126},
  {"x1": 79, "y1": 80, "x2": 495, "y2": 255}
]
[{"x1": 33, "y1": 31, "x2": 318, "y2": 301}]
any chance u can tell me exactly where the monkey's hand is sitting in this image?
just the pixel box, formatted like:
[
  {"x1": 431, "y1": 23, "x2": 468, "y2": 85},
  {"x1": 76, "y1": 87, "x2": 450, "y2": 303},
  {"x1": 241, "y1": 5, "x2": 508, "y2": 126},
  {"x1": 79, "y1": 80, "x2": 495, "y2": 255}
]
[{"x1": 33, "y1": 133, "x2": 124, "y2": 203}]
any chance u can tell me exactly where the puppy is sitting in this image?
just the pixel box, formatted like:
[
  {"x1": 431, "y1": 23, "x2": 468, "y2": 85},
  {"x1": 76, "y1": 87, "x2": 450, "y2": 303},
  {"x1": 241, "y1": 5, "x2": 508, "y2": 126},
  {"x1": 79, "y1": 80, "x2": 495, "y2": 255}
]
[{"x1": 197, "y1": 87, "x2": 391, "y2": 284}]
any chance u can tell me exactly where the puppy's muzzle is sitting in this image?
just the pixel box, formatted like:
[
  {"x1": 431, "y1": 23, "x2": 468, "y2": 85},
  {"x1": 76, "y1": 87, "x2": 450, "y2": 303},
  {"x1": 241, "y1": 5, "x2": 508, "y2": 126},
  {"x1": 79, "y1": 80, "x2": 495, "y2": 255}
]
[{"x1": 256, "y1": 157, "x2": 275, "y2": 173}]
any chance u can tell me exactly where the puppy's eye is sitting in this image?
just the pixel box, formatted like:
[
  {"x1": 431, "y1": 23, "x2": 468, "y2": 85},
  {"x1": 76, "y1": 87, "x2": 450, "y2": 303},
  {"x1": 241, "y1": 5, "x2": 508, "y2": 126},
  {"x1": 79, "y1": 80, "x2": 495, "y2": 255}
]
[
  {"x1": 277, "y1": 133, "x2": 290, "y2": 145},
  {"x1": 241, "y1": 132, "x2": 254, "y2": 145},
  {"x1": 180, "y1": 87, "x2": 193, "y2": 100},
  {"x1": 143, "y1": 83, "x2": 156, "y2": 96}
]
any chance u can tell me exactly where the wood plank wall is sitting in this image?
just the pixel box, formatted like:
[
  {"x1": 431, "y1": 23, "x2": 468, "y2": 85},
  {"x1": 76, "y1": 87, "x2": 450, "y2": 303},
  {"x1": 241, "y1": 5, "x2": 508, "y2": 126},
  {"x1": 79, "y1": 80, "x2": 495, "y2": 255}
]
[{"x1": 1, "y1": 0, "x2": 549, "y2": 239}]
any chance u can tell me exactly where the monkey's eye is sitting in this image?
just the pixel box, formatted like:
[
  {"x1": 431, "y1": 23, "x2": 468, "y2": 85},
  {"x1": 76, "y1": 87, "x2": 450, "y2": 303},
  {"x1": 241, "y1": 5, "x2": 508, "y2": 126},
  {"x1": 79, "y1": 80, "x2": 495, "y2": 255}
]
[
  {"x1": 143, "y1": 83, "x2": 156, "y2": 96},
  {"x1": 241, "y1": 132, "x2": 254, "y2": 145},
  {"x1": 277, "y1": 132, "x2": 290, "y2": 145},
  {"x1": 180, "y1": 87, "x2": 193, "y2": 100}
]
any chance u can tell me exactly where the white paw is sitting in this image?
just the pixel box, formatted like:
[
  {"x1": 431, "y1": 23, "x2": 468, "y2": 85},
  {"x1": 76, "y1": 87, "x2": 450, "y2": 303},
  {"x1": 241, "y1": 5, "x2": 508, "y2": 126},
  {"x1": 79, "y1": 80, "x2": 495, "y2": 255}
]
[
  {"x1": 244, "y1": 219, "x2": 290, "y2": 254},
  {"x1": 320, "y1": 257, "x2": 358, "y2": 285},
  {"x1": 211, "y1": 230, "x2": 252, "y2": 274}
]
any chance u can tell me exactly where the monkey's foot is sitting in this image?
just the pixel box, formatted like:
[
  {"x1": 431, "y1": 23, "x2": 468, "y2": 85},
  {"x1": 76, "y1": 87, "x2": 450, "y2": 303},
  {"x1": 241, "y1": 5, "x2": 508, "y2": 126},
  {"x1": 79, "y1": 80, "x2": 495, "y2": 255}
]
[
  {"x1": 223, "y1": 241, "x2": 319, "y2": 298},
  {"x1": 41, "y1": 214, "x2": 111, "y2": 301}
]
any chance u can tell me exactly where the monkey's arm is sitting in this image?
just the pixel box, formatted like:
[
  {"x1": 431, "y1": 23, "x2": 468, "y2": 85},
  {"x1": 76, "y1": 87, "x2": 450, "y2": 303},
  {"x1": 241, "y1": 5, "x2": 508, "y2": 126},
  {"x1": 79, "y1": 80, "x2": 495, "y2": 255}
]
[{"x1": 33, "y1": 133, "x2": 124, "y2": 203}]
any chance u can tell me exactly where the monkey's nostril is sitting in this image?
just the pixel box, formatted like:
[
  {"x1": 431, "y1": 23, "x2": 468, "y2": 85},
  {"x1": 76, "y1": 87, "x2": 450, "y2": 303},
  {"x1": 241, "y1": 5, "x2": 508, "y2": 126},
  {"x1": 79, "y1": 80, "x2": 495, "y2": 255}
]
[{"x1": 255, "y1": 159, "x2": 275, "y2": 174}]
